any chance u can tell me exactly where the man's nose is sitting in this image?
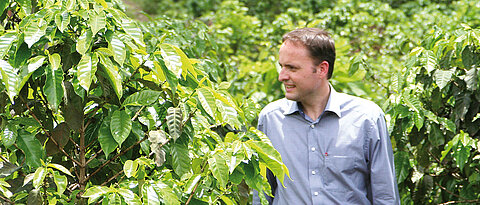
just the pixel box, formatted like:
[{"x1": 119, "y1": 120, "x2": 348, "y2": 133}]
[{"x1": 278, "y1": 68, "x2": 288, "y2": 82}]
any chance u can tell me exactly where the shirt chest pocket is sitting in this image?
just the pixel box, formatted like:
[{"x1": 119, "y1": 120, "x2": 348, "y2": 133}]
[{"x1": 324, "y1": 155, "x2": 356, "y2": 192}]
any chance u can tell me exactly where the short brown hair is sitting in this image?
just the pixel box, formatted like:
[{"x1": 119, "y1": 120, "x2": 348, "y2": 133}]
[{"x1": 282, "y1": 28, "x2": 335, "y2": 79}]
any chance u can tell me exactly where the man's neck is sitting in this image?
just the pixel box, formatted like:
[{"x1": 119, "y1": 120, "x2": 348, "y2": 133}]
[{"x1": 300, "y1": 85, "x2": 331, "y2": 121}]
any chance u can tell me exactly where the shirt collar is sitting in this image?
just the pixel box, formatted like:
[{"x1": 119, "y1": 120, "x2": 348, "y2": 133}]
[{"x1": 282, "y1": 84, "x2": 342, "y2": 118}]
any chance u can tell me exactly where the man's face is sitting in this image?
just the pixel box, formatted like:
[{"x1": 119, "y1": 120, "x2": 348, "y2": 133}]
[{"x1": 278, "y1": 40, "x2": 326, "y2": 103}]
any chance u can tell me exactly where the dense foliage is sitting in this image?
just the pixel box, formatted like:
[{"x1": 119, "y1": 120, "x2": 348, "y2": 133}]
[
  {"x1": 0, "y1": 0, "x2": 287, "y2": 204},
  {"x1": 0, "y1": 0, "x2": 479, "y2": 204}
]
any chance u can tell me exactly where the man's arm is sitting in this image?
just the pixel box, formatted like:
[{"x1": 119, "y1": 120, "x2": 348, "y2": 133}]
[{"x1": 368, "y1": 114, "x2": 400, "y2": 205}]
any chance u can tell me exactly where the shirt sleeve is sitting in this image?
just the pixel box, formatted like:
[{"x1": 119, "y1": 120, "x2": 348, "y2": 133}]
[{"x1": 367, "y1": 113, "x2": 400, "y2": 205}]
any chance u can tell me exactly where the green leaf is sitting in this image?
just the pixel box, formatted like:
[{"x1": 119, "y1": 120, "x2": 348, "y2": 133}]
[
  {"x1": 20, "y1": 56, "x2": 46, "y2": 91},
  {"x1": 0, "y1": 32, "x2": 17, "y2": 59},
  {"x1": 98, "y1": 120, "x2": 118, "y2": 159},
  {"x1": 122, "y1": 90, "x2": 161, "y2": 107},
  {"x1": 171, "y1": 143, "x2": 191, "y2": 177},
  {"x1": 438, "y1": 117, "x2": 456, "y2": 132},
  {"x1": 208, "y1": 151, "x2": 229, "y2": 188},
  {"x1": 43, "y1": 64, "x2": 64, "y2": 111},
  {"x1": 32, "y1": 167, "x2": 46, "y2": 189},
  {"x1": 464, "y1": 67, "x2": 477, "y2": 91},
  {"x1": 108, "y1": 193, "x2": 122, "y2": 205},
  {"x1": 0, "y1": 2, "x2": 8, "y2": 18},
  {"x1": 434, "y1": 68, "x2": 454, "y2": 90},
  {"x1": 160, "y1": 44, "x2": 183, "y2": 79},
  {"x1": 454, "y1": 143, "x2": 470, "y2": 171},
  {"x1": 77, "y1": 52, "x2": 98, "y2": 91},
  {"x1": 413, "y1": 111, "x2": 424, "y2": 130},
  {"x1": 89, "y1": 10, "x2": 106, "y2": 35},
  {"x1": 142, "y1": 183, "x2": 160, "y2": 205},
  {"x1": 110, "y1": 110, "x2": 132, "y2": 147},
  {"x1": 119, "y1": 19, "x2": 145, "y2": 48},
  {"x1": 216, "y1": 99, "x2": 241, "y2": 129},
  {"x1": 428, "y1": 125, "x2": 445, "y2": 147},
  {"x1": 110, "y1": 36, "x2": 126, "y2": 66},
  {"x1": 55, "y1": 11, "x2": 70, "y2": 33},
  {"x1": 348, "y1": 55, "x2": 362, "y2": 76},
  {"x1": 246, "y1": 140, "x2": 288, "y2": 185},
  {"x1": 47, "y1": 163, "x2": 74, "y2": 177},
  {"x1": 403, "y1": 94, "x2": 422, "y2": 113},
  {"x1": 421, "y1": 50, "x2": 438, "y2": 73},
  {"x1": 153, "y1": 60, "x2": 178, "y2": 95},
  {"x1": 24, "y1": 21, "x2": 47, "y2": 48},
  {"x1": 394, "y1": 151, "x2": 411, "y2": 183},
  {"x1": 152, "y1": 181, "x2": 180, "y2": 205},
  {"x1": 166, "y1": 107, "x2": 182, "y2": 141},
  {"x1": 184, "y1": 174, "x2": 201, "y2": 194},
  {"x1": 124, "y1": 160, "x2": 138, "y2": 178},
  {"x1": 98, "y1": 53, "x2": 122, "y2": 99},
  {"x1": 197, "y1": 87, "x2": 216, "y2": 119},
  {"x1": 82, "y1": 186, "x2": 110, "y2": 204},
  {"x1": 2, "y1": 124, "x2": 17, "y2": 147},
  {"x1": 76, "y1": 28, "x2": 93, "y2": 55},
  {"x1": 0, "y1": 60, "x2": 20, "y2": 102},
  {"x1": 52, "y1": 171, "x2": 67, "y2": 194},
  {"x1": 17, "y1": 130, "x2": 44, "y2": 168},
  {"x1": 118, "y1": 188, "x2": 142, "y2": 205}
]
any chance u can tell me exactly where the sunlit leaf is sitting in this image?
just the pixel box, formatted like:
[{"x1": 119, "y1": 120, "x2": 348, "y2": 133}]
[
  {"x1": 124, "y1": 160, "x2": 138, "y2": 178},
  {"x1": 98, "y1": 53, "x2": 122, "y2": 99},
  {"x1": 433, "y1": 68, "x2": 454, "y2": 90},
  {"x1": 76, "y1": 28, "x2": 93, "y2": 55},
  {"x1": 82, "y1": 186, "x2": 110, "y2": 204},
  {"x1": 47, "y1": 163, "x2": 74, "y2": 177},
  {"x1": 55, "y1": 11, "x2": 70, "y2": 33},
  {"x1": 197, "y1": 87, "x2": 216, "y2": 119},
  {"x1": 246, "y1": 140, "x2": 288, "y2": 185},
  {"x1": 118, "y1": 188, "x2": 142, "y2": 205},
  {"x1": 89, "y1": 10, "x2": 106, "y2": 35},
  {"x1": 122, "y1": 90, "x2": 161, "y2": 107},
  {"x1": 110, "y1": 110, "x2": 132, "y2": 147},
  {"x1": 142, "y1": 183, "x2": 160, "y2": 205},
  {"x1": 171, "y1": 143, "x2": 191, "y2": 177},
  {"x1": 0, "y1": 32, "x2": 17, "y2": 59},
  {"x1": 208, "y1": 151, "x2": 229, "y2": 188},
  {"x1": 24, "y1": 21, "x2": 46, "y2": 48},
  {"x1": 33, "y1": 167, "x2": 46, "y2": 189},
  {"x1": 43, "y1": 64, "x2": 64, "y2": 111},
  {"x1": 110, "y1": 36, "x2": 126, "y2": 66},
  {"x1": 120, "y1": 18, "x2": 145, "y2": 48},
  {"x1": 77, "y1": 52, "x2": 98, "y2": 91},
  {"x1": 0, "y1": 60, "x2": 20, "y2": 102},
  {"x1": 152, "y1": 181, "x2": 180, "y2": 205},
  {"x1": 52, "y1": 171, "x2": 67, "y2": 194}
]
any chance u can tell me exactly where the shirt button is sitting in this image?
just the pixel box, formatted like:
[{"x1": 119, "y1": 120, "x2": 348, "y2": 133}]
[
  {"x1": 314, "y1": 192, "x2": 319, "y2": 196},
  {"x1": 311, "y1": 147, "x2": 316, "y2": 152},
  {"x1": 310, "y1": 124, "x2": 315, "y2": 128},
  {"x1": 311, "y1": 170, "x2": 316, "y2": 175}
]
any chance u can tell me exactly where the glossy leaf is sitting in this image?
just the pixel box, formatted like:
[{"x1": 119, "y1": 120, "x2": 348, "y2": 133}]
[
  {"x1": 208, "y1": 151, "x2": 229, "y2": 188},
  {"x1": 110, "y1": 36, "x2": 126, "y2": 66},
  {"x1": 119, "y1": 18, "x2": 145, "y2": 48},
  {"x1": 76, "y1": 28, "x2": 93, "y2": 55},
  {"x1": 433, "y1": 69, "x2": 454, "y2": 90},
  {"x1": 82, "y1": 186, "x2": 110, "y2": 204},
  {"x1": 246, "y1": 140, "x2": 288, "y2": 185},
  {"x1": 77, "y1": 52, "x2": 98, "y2": 91},
  {"x1": 110, "y1": 110, "x2": 132, "y2": 147},
  {"x1": 124, "y1": 160, "x2": 139, "y2": 178},
  {"x1": 17, "y1": 130, "x2": 44, "y2": 168},
  {"x1": 0, "y1": 32, "x2": 17, "y2": 59},
  {"x1": 32, "y1": 167, "x2": 46, "y2": 189},
  {"x1": 166, "y1": 107, "x2": 183, "y2": 141},
  {"x1": 0, "y1": 60, "x2": 20, "y2": 102},
  {"x1": 43, "y1": 64, "x2": 64, "y2": 111},
  {"x1": 52, "y1": 171, "x2": 67, "y2": 194},
  {"x1": 184, "y1": 174, "x2": 202, "y2": 194},
  {"x1": 1, "y1": 124, "x2": 17, "y2": 147},
  {"x1": 55, "y1": 11, "x2": 70, "y2": 33},
  {"x1": 98, "y1": 53, "x2": 123, "y2": 99},
  {"x1": 89, "y1": 10, "x2": 106, "y2": 35},
  {"x1": 152, "y1": 181, "x2": 180, "y2": 205},
  {"x1": 197, "y1": 87, "x2": 216, "y2": 119},
  {"x1": 98, "y1": 120, "x2": 118, "y2": 159},
  {"x1": 24, "y1": 21, "x2": 46, "y2": 48},
  {"x1": 47, "y1": 163, "x2": 74, "y2": 177},
  {"x1": 118, "y1": 188, "x2": 142, "y2": 205},
  {"x1": 142, "y1": 183, "x2": 160, "y2": 205},
  {"x1": 122, "y1": 90, "x2": 161, "y2": 107}
]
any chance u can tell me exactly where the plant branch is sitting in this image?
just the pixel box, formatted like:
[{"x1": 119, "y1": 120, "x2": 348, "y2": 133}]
[
  {"x1": 84, "y1": 136, "x2": 148, "y2": 182},
  {"x1": 438, "y1": 199, "x2": 480, "y2": 205},
  {"x1": 101, "y1": 170, "x2": 124, "y2": 186},
  {"x1": 20, "y1": 96, "x2": 81, "y2": 166},
  {"x1": 185, "y1": 159, "x2": 208, "y2": 205},
  {"x1": 435, "y1": 181, "x2": 466, "y2": 200}
]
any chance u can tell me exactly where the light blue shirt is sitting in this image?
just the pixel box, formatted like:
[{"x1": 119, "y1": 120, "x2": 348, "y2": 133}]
[{"x1": 253, "y1": 86, "x2": 400, "y2": 204}]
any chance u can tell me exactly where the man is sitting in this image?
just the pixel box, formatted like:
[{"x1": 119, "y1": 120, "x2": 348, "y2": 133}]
[{"x1": 252, "y1": 28, "x2": 400, "y2": 204}]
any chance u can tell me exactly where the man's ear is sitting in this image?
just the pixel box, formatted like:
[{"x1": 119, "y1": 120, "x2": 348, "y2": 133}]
[{"x1": 316, "y1": 61, "x2": 329, "y2": 77}]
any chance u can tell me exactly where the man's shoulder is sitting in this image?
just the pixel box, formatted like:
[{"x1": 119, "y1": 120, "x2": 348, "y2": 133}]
[
  {"x1": 337, "y1": 92, "x2": 384, "y2": 118},
  {"x1": 259, "y1": 98, "x2": 292, "y2": 117}
]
